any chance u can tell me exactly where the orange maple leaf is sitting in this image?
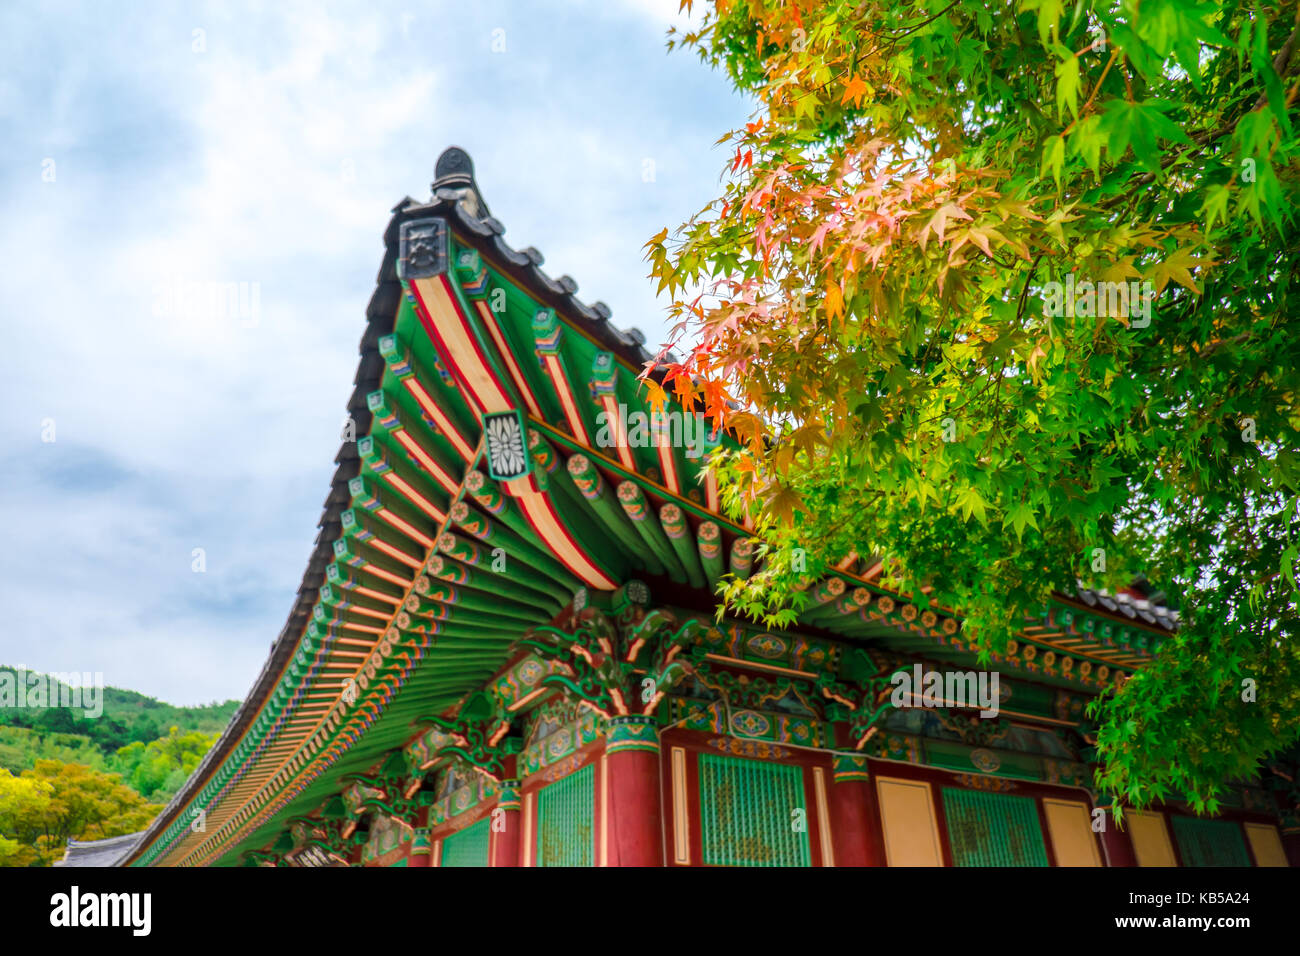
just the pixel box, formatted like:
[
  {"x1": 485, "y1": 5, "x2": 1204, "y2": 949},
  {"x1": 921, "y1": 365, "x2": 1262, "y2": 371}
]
[
  {"x1": 824, "y1": 280, "x2": 845, "y2": 321},
  {"x1": 841, "y1": 75, "x2": 868, "y2": 108},
  {"x1": 670, "y1": 370, "x2": 697, "y2": 410}
]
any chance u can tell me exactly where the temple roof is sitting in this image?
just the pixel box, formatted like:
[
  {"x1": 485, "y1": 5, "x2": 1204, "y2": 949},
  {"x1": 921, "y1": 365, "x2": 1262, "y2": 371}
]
[
  {"x1": 122, "y1": 147, "x2": 1182, "y2": 868},
  {"x1": 1074, "y1": 583, "x2": 1181, "y2": 630},
  {"x1": 123, "y1": 149, "x2": 667, "y2": 867},
  {"x1": 54, "y1": 832, "x2": 144, "y2": 868}
]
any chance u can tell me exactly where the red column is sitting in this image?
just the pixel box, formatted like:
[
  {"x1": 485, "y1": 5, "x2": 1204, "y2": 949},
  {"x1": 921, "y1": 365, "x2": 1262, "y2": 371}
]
[
  {"x1": 1096, "y1": 803, "x2": 1138, "y2": 867},
  {"x1": 604, "y1": 716, "x2": 663, "y2": 866},
  {"x1": 830, "y1": 755, "x2": 883, "y2": 866},
  {"x1": 490, "y1": 780, "x2": 523, "y2": 867},
  {"x1": 407, "y1": 828, "x2": 432, "y2": 867}
]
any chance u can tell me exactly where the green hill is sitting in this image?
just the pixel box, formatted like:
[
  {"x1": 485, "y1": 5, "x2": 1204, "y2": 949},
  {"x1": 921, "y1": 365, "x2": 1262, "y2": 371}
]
[{"x1": 0, "y1": 666, "x2": 239, "y2": 772}]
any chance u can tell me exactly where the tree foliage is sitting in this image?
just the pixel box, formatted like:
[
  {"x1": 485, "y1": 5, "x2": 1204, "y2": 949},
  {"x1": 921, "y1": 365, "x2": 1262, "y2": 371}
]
[
  {"x1": 113, "y1": 726, "x2": 217, "y2": 802},
  {"x1": 648, "y1": 0, "x2": 1299, "y2": 810},
  {"x1": 0, "y1": 667, "x2": 239, "y2": 756},
  {"x1": 0, "y1": 761, "x2": 158, "y2": 866}
]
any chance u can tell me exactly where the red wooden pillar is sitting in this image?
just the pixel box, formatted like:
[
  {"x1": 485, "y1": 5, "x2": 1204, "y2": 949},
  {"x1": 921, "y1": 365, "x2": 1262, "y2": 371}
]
[
  {"x1": 604, "y1": 715, "x2": 663, "y2": 866},
  {"x1": 408, "y1": 828, "x2": 432, "y2": 867},
  {"x1": 830, "y1": 754, "x2": 883, "y2": 866},
  {"x1": 1097, "y1": 802, "x2": 1138, "y2": 867},
  {"x1": 490, "y1": 780, "x2": 523, "y2": 867}
]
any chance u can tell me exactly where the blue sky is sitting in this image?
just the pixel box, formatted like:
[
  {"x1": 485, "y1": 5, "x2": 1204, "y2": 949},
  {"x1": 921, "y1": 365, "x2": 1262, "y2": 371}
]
[{"x1": 0, "y1": 0, "x2": 749, "y2": 705}]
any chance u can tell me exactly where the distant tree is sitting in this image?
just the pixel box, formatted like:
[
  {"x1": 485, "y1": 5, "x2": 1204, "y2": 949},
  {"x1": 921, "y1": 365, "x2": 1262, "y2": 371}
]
[
  {"x1": 88, "y1": 716, "x2": 131, "y2": 754},
  {"x1": 114, "y1": 726, "x2": 217, "y2": 802},
  {"x1": 0, "y1": 769, "x2": 53, "y2": 867},
  {"x1": 0, "y1": 761, "x2": 156, "y2": 866},
  {"x1": 37, "y1": 709, "x2": 79, "y2": 735},
  {"x1": 3, "y1": 712, "x2": 33, "y2": 730},
  {"x1": 128, "y1": 714, "x2": 160, "y2": 745}
]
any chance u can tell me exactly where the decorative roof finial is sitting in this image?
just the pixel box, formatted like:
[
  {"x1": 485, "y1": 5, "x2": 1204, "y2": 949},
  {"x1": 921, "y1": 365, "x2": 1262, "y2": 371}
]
[
  {"x1": 434, "y1": 146, "x2": 474, "y2": 188},
  {"x1": 432, "y1": 146, "x2": 490, "y2": 218}
]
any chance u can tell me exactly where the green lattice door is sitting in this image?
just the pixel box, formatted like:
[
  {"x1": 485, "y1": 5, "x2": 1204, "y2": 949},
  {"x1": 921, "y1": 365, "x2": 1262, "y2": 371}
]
[
  {"x1": 1170, "y1": 816, "x2": 1251, "y2": 867},
  {"x1": 698, "y1": 753, "x2": 812, "y2": 866},
  {"x1": 942, "y1": 788, "x2": 1050, "y2": 866},
  {"x1": 536, "y1": 764, "x2": 594, "y2": 866},
  {"x1": 441, "y1": 817, "x2": 491, "y2": 867}
]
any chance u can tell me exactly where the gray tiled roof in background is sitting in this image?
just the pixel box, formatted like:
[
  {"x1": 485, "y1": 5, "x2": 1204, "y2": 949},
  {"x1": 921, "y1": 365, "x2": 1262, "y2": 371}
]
[
  {"x1": 1071, "y1": 581, "x2": 1181, "y2": 631},
  {"x1": 53, "y1": 832, "x2": 144, "y2": 868}
]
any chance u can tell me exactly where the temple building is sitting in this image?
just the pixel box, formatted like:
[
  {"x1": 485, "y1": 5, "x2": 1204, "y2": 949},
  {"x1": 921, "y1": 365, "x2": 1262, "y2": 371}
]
[{"x1": 107, "y1": 147, "x2": 1295, "y2": 868}]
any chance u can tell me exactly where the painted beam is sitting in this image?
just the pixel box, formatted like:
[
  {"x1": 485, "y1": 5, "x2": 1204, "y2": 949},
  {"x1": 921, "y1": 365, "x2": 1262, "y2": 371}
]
[
  {"x1": 567, "y1": 454, "x2": 664, "y2": 576},
  {"x1": 616, "y1": 481, "x2": 686, "y2": 583}
]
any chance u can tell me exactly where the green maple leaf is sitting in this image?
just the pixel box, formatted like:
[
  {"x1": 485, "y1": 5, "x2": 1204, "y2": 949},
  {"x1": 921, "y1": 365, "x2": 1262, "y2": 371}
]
[
  {"x1": 1041, "y1": 135, "x2": 1065, "y2": 188},
  {"x1": 1055, "y1": 52, "x2": 1080, "y2": 120},
  {"x1": 1005, "y1": 501, "x2": 1040, "y2": 540},
  {"x1": 1021, "y1": 0, "x2": 1065, "y2": 44},
  {"x1": 955, "y1": 486, "x2": 989, "y2": 526},
  {"x1": 1101, "y1": 99, "x2": 1191, "y2": 172},
  {"x1": 1069, "y1": 114, "x2": 1105, "y2": 177},
  {"x1": 1199, "y1": 183, "x2": 1232, "y2": 232}
]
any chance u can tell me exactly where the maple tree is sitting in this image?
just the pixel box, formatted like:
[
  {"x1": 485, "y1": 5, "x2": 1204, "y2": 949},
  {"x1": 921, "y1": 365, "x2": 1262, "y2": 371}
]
[{"x1": 648, "y1": 0, "x2": 1299, "y2": 812}]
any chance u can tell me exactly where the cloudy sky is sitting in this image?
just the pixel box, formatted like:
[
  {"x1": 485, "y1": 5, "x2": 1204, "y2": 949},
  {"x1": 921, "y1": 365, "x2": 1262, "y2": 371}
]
[{"x1": 0, "y1": 1, "x2": 749, "y2": 705}]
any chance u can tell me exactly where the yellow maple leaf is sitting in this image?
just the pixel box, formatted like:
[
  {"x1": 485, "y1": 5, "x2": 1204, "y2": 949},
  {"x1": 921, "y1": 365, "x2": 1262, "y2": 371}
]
[
  {"x1": 642, "y1": 378, "x2": 668, "y2": 412},
  {"x1": 642, "y1": 226, "x2": 668, "y2": 250},
  {"x1": 764, "y1": 481, "x2": 808, "y2": 526},
  {"x1": 1145, "y1": 247, "x2": 1216, "y2": 295}
]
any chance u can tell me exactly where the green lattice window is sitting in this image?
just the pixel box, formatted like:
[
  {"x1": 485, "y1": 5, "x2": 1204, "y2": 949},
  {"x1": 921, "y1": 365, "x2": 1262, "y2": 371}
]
[
  {"x1": 1170, "y1": 816, "x2": 1251, "y2": 867},
  {"x1": 698, "y1": 753, "x2": 811, "y2": 867},
  {"x1": 942, "y1": 788, "x2": 1050, "y2": 867},
  {"x1": 441, "y1": 817, "x2": 490, "y2": 868},
  {"x1": 536, "y1": 764, "x2": 594, "y2": 867}
]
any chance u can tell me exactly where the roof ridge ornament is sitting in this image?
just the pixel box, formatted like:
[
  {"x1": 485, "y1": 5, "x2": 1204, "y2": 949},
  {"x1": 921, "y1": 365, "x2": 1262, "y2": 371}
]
[
  {"x1": 432, "y1": 146, "x2": 490, "y2": 220},
  {"x1": 398, "y1": 218, "x2": 448, "y2": 281}
]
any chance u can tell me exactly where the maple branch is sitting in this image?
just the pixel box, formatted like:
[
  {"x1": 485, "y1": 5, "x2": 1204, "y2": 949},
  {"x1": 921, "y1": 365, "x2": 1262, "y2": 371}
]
[
  {"x1": 1063, "y1": 49, "x2": 1118, "y2": 136},
  {"x1": 1253, "y1": 13, "x2": 1300, "y2": 112},
  {"x1": 861, "y1": 0, "x2": 960, "y2": 44},
  {"x1": 1015, "y1": 252, "x2": 1045, "y2": 327}
]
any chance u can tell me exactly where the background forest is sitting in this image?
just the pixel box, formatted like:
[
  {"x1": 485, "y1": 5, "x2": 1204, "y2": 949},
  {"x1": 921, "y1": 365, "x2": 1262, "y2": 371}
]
[{"x1": 0, "y1": 667, "x2": 237, "y2": 866}]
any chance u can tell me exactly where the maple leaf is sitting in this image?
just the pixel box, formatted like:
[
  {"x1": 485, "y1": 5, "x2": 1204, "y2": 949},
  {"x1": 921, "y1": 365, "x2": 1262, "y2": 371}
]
[
  {"x1": 642, "y1": 378, "x2": 668, "y2": 413},
  {"x1": 954, "y1": 486, "x2": 988, "y2": 526},
  {"x1": 925, "y1": 203, "x2": 972, "y2": 245},
  {"x1": 840, "y1": 75, "x2": 868, "y2": 108},
  {"x1": 1145, "y1": 247, "x2": 1217, "y2": 295},
  {"x1": 1098, "y1": 257, "x2": 1143, "y2": 285},
  {"x1": 824, "y1": 279, "x2": 845, "y2": 322},
  {"x1": 763, "y1": 480, "x2": 808, "y2": 526},
  {"x1": 788, "y1": 423, "x2": 824, "y2": 464},
  {"x1": 809, "y1": 220, "x2": 832, "y2": 253},
  {"x1": 1005, "y1": 501, "x2": 1040, "y2": 540},
  {"x1": 642, "y1": 227, "x2": 668, "y2": 250},
  {"x1": 728, "y1": 411, "x2": 766, "y2": 452},
  {"x1": 669, "y1": 369, "x2": 697, "y2": 410}
]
